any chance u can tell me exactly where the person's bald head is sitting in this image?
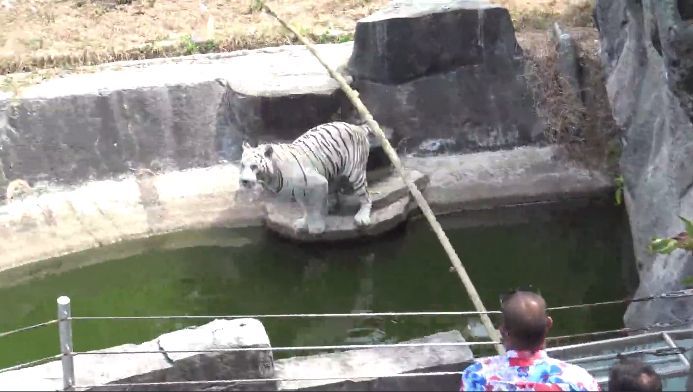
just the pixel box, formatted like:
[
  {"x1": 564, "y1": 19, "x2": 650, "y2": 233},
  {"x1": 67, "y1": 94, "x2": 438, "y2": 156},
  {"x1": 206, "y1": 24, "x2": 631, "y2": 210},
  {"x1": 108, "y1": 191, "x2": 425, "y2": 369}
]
[{"x1": 500, "y1": 291, "x2": 552, "y2": 351}]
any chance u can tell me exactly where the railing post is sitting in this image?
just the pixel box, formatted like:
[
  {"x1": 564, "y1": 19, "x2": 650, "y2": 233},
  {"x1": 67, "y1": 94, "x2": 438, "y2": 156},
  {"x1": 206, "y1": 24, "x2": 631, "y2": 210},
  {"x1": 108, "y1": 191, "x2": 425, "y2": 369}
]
[{"x1": 57, "y1": 296, "x2": 75, "y2": 391}]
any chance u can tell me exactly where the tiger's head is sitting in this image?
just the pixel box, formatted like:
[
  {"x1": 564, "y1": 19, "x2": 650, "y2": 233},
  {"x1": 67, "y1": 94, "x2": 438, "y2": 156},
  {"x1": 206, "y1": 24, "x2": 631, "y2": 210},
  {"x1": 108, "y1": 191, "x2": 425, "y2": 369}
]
[{"x1": 239, "y1": 141, "x2": 274, "y2": 190}]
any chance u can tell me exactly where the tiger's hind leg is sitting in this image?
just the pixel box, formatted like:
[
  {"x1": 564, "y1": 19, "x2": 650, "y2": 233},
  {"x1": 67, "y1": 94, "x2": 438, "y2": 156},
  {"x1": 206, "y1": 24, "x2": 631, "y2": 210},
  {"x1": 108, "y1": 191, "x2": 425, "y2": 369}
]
[{"x1": 351, "y1": 172, "x2": 372, "y2": 227}]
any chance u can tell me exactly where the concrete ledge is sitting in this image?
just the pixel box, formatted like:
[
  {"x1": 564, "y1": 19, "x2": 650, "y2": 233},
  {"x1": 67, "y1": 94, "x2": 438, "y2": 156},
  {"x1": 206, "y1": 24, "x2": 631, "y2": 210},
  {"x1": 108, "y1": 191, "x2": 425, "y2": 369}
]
[
  {"x1": 0, "y1": 145, "x2": 614, "y2": 274},
  {"x1": 274, "y1": 330, "x2": 473, "y2": 391},
  {"x1": 0, "y1": 318, "x2": 274, "y2": 392},
  {"x1": 406, "y1": 145, "x2": 614, "y2": 214},
  {"x1": 0, "y1": 44, "x2": 353, "y2": 187}
]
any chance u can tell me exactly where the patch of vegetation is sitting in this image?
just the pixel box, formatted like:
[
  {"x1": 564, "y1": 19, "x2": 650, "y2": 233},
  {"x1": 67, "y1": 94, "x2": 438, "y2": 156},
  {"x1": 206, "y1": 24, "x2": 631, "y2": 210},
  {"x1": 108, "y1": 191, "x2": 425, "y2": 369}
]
[
  {"x1": 614, "y1": 175, "x2": 624, "y2": 206},
  {"x1": 649, "y1": 216, "x2": 693, "y2": 288},
  {"x1": 523, "y1": 30, "x2": 622, "y2": 175},
  {"x1": 501, "y1": 0, "x2": 595, "y2": 30},
  {"x1": 649, "y1": 216, "x2": 693, "y2": 255},
  {"x1": 247, "y1": 0, "x2": 263, "y2": 14},
  {"x1": 179, "y1": 35, "x2": 220, "y2": 55}
]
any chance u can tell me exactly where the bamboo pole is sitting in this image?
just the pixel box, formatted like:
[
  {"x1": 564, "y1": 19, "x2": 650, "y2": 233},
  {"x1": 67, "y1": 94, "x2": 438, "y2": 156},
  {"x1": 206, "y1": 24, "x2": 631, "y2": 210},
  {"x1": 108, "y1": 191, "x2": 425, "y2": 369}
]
[{"x1": 260, "y1": 2, "x2": 504, "y2": 355}]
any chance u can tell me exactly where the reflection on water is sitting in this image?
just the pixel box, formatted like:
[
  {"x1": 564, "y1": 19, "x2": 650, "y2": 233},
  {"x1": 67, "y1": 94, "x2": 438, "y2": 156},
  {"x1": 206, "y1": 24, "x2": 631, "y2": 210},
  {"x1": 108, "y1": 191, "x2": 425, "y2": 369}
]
[{"x1": 0, "y1": 200, "x2": 636, "y2": 368}]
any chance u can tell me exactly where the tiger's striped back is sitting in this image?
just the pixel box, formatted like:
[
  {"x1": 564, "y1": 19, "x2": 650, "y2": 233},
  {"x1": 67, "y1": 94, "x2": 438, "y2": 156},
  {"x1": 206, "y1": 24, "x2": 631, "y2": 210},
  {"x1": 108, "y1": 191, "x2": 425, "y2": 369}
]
[{"x1": 288, "y1": 121, "x2": 371, "y2": 184}]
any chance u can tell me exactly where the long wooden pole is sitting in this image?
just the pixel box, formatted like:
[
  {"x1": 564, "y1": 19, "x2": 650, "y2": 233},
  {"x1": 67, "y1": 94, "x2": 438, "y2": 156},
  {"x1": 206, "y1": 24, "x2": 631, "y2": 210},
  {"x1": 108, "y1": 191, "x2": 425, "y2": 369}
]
[{"x1": 260, "y1": 2, "x2": 504, "y2": 355}]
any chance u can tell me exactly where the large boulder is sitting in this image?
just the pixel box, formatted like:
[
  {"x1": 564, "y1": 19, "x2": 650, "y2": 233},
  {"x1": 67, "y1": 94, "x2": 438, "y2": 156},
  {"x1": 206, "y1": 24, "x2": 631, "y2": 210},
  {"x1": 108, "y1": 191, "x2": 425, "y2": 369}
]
[
  {"x1": 346, "y1": 0, "x2": 544, "y2": 155},
  {"x1": 595, "y1": 0, "x2": 693, "y2": 329}
]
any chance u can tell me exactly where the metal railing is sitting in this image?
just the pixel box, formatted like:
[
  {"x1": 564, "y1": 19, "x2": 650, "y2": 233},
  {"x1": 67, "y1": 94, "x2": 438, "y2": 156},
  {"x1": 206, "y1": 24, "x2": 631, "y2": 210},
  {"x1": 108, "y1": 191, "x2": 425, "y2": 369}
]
[{"x1": 0, "y1": 289, "x2": 691, "y2": 390}]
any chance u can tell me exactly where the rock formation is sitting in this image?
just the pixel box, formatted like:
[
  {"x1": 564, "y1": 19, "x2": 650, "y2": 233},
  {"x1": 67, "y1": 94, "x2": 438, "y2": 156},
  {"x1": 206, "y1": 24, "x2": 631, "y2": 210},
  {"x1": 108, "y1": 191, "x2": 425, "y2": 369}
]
[
  {"x1": 595, "y1": 0, "x2": 693, "y2": 328},
  {"x1": 347, "y1": 0, "x2": 544, "y2": 155}
]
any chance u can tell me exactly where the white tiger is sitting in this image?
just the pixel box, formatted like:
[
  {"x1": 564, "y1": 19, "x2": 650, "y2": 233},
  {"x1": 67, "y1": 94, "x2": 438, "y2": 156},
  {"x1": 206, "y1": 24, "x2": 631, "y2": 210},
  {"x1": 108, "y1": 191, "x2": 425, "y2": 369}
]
[{"x1": 239, "y1": 121, "x2": 373, "y2": 235}]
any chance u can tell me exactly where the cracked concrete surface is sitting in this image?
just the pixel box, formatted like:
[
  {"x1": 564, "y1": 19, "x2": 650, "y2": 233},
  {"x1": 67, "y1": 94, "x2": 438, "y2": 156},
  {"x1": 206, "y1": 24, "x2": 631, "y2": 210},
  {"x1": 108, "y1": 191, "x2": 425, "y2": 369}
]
[
  {"x1": 0, "y1": 319, "x2": 272, "y2": 391},
  {"x1": 0, "y1": 145, "x2": 613, "y2": 275}
]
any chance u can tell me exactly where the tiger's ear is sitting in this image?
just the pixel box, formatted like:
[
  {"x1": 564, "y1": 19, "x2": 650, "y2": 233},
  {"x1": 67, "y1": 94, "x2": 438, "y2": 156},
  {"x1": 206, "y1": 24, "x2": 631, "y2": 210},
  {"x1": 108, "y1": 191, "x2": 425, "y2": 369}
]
[
  {"x1": 264, "y1": 145, "x2": 274, "y2": 158},
  {"x1": 242, "y1": 141, "x2": 252, "y2": 150}
]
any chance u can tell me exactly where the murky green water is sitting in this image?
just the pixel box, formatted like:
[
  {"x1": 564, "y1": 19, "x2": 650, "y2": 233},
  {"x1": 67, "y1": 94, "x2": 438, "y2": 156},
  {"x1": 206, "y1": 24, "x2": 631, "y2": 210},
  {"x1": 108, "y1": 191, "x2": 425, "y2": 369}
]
[{"x1": 0, "y1": 200, "x2": 637, "y2": 369}]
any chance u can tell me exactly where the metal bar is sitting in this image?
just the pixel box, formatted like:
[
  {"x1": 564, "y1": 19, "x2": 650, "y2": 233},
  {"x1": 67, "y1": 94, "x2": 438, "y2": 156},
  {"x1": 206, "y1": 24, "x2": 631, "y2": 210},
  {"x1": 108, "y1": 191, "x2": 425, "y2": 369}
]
[
  {"x1": 57, "y1": 296, "x2": 75, "y2": 391},
  {"x1": 546, "y1": 327, "x2": 693, "y2": 354},
  {"x1": 63, "y1": 289, "x2": 693, "y2": 322},
  {"x1": 662, "y1": 332, "x2": 690, "y2": 368},
  {"x1": 585, "y1": 357, "x2": 680, "y2": 374},
  {"x1": 70, "y1": 370, "x2": 466, "y2": 390},
  {"x1": 0, "y1": 354, "x2": 62, "y2": 374},
  {"x1": 69, "y1": 310, "x2": 500, "y2": 320},
  {"x1": 71, "y1": 340, "x2": 498, "y2": 356},
  {"x1": 0, "y1": 320, "x2": 58, "y2": 339}
]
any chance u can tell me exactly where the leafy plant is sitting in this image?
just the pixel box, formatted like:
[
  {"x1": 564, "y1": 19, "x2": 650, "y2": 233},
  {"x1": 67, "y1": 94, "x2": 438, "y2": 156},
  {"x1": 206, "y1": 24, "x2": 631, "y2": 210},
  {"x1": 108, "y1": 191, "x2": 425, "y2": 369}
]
[
  {"x1": 614, "y1": 175, "x2": 624, "y2": 206},
  {"x1": 179, "y1": 35, "x2": 218, "y2": 55},
  {"x1": 247, "y1": 0, "x2": 263, "y2": 14},
  {"x1": 683, "y1": 275, "x2": 693, "y2": 288},
  {"x1": 649, "y1": 216, "x2": 693, "y2": 255}
]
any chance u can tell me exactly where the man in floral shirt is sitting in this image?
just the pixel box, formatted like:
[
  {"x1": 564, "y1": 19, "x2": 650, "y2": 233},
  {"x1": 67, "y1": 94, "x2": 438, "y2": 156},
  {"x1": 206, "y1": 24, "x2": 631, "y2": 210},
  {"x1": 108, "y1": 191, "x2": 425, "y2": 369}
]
[{"x1": 460, "y1": 290, "x2": 600, "y2": 391}]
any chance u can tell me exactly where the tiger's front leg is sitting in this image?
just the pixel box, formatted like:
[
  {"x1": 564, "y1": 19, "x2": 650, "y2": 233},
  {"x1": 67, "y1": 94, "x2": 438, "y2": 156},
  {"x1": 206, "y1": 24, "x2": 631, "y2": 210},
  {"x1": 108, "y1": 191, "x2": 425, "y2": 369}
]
[{"x1": 301, "y1": 173, "x2": 329, "y2": 235}]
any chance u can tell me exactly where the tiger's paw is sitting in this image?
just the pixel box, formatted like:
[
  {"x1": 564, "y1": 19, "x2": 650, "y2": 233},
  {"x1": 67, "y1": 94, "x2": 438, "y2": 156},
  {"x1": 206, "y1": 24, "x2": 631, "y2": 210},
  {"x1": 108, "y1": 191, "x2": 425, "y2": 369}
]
[
  {"x1": 307, "y1": 219, "x2": 326, "y2": 235},
  {"x1": 293, "y1": 217, "x2": 308, "y2": 232},
  {"x1": 354, "y1": 211, "x2": 371, "y2": 227}
]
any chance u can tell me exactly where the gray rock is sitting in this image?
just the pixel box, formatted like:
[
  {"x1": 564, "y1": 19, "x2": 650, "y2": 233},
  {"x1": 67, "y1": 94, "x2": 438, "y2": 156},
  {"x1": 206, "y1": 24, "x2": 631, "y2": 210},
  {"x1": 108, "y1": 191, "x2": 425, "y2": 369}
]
[
  {"x1": 348, "y1": 0, "x2": 543, "y2": 153},
  {"x1": 595, "y1": 0, "x2": 693, "y2": 328},
  {"x1": 264, "y1": 169, "x2": 428, "y2": 242},
  {"x1": 404, "y1": 145, "x2": 613, "y2": 214},
  {"x1": 651, "y1": 1, "x2": 693, "y2": 119},
  {"x1": 550, "y1": 23, "x2": 584, "y2": 106},
  {"x1": 353, "y1": 64, "x2": 543, "y2": 154},
  {"x1": 347, "y1": 0, "x2": 517, "y2": 84},
  {"x1": 274, "y1": 330, "x2": 473, "y2": 391},
  {"x1": 0, "y1": 318, "x2": 275, "y2": 391}
]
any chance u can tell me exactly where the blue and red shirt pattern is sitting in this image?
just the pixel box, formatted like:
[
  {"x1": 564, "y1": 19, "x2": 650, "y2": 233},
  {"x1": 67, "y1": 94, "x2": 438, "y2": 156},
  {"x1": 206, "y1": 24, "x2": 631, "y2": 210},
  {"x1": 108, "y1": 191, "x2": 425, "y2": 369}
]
[{"x1": 460, "y1": 349, "x2": 601, "y2": 391}]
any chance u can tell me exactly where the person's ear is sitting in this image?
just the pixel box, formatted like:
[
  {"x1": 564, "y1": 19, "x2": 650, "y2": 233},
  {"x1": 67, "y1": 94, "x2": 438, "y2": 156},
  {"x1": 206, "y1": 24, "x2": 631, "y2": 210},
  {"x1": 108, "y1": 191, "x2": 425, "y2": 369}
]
[{"x1": 546, "y1": 316, "x2": 553, "y2": 331}]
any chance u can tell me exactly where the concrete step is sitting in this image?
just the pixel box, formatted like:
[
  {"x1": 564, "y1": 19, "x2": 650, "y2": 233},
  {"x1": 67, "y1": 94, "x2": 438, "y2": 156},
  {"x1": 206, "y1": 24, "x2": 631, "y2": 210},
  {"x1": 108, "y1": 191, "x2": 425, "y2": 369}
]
[{"x1": 264, "y1": 169, "x2": 429, "y2": 242}]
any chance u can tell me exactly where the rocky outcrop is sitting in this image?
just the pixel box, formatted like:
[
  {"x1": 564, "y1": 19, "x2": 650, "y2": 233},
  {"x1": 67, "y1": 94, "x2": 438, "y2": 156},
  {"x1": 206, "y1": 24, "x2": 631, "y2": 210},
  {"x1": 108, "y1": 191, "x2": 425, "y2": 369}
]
[
  {"x1": 595, "y1": 0, "x2": 693, "y2": 328},
  {"x1": 274, "y1": 330, "x2": 473, "y2": 391},
  {"x1": 347, "y1": 0, "x2": 544, "y2": 155},
  {"x1": 0, "y1": 318, "x2": 275, "y2": 391}
]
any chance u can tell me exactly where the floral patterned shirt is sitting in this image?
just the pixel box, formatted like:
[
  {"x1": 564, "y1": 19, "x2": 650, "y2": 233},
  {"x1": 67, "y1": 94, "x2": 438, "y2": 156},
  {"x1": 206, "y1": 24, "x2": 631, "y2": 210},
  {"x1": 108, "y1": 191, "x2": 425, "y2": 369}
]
[{"x1": 460, "y1": 349, "x2": 601, "y2": 391}]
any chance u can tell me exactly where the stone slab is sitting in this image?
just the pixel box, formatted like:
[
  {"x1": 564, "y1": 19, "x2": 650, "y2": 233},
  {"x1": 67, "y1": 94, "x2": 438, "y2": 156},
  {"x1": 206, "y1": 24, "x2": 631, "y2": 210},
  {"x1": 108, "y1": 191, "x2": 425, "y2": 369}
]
[
  {"x1": 0, "y1": 318, "x2": 274, "y2": 391},
  {"x1": 327, "y1": 169, "x2": 428, "y2": 215},
  {"x1": 348, "y1": 0, "x2": 514, "y2": 84},
  {"x1": 263, "y1": 169, "x2": 429, "y2": 242},
  {"x1": 274, "y1": 330, "x2": 473, "y2": 391},
  {"x1": 265, "y1": 196, "x2": 415, "y2": 243},
  {"x1": 404, "y1": 145, "x2": 614, "y2": 214}
]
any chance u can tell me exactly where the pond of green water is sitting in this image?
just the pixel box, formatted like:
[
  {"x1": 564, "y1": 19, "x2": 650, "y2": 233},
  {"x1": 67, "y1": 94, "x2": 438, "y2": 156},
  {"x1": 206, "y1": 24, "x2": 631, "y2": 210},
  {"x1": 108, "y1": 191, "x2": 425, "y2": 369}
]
[{"x1": 0, "y1": 200, "x2": 637, "y2": 369}]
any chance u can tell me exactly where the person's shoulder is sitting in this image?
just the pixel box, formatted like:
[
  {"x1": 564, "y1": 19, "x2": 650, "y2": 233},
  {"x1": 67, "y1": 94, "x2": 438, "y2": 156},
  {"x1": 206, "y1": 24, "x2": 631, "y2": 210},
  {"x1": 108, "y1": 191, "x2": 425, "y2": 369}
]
[
  {"x1": 549, "y1": 358, "x2": 600, "y2": 386},
  {"x1": 464, "y1": 355, "x2": 502, "y2": 374}
]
